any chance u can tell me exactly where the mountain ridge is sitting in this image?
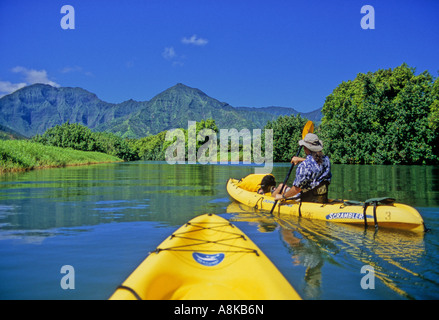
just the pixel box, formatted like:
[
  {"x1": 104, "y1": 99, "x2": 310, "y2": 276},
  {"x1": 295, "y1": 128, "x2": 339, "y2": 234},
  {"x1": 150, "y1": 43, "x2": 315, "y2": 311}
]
[{"x1": 0, "y1": 83, "x2": 322, "y2": 139}]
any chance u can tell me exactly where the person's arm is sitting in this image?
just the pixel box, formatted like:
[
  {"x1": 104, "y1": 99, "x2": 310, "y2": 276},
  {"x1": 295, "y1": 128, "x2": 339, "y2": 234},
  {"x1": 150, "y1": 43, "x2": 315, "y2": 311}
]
[
  {"x1": 291, "y1": 156, "x2": 306, "y2": 165},
  {"x1": 274, "y1": 156, "x2": 307, "y2": 200},
  {"x1": 271, "y1": 183, "x2": 286, "y2": 197},
  {"x1": 275, "y1": 185, "x2": 301, "y2": 200}
]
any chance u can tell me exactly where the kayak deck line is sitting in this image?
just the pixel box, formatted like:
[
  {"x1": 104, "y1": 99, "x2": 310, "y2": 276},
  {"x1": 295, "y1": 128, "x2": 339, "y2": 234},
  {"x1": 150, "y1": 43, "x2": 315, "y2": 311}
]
[
  {"x1": 110, "y1": 213, "x2": 301, "y2": 300},
  {"x1": 154, "y1": 219, "x2": 259, "y2": 256},
  {"x1": 114, "y1": 285, "x2": 142, "y2": 300}
]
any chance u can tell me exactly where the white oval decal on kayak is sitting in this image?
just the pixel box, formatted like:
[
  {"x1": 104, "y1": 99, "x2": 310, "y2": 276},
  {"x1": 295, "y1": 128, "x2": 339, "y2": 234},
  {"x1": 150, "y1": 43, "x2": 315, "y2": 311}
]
[{"x1": 192, "y1": 252, "x2": 225, "y2": 267}]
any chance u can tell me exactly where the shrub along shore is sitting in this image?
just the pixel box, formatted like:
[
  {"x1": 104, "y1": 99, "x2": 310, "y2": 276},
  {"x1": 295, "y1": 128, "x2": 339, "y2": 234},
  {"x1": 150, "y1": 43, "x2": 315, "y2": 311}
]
[{"x1": 0, "y1": 140, "x2": 122, "y2": 174}]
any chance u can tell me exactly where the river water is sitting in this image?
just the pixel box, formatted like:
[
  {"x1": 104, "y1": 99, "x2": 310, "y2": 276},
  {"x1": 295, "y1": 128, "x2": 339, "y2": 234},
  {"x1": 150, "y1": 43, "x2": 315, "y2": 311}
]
[{"x1": 0, "y1": 161, "x2": 438, "y2": 300}]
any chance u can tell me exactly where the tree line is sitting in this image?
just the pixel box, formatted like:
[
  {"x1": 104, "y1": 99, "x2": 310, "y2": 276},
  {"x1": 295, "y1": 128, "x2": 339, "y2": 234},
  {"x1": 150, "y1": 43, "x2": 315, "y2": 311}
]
[
  {"x1": 230, "y1": 63, "x2": 439, "y2": 165},
  {"x1": 32, "y1": 122, "x2": 138, "y2": 161},
  {"x1": 31, "y1": 63, "x2": 439, "y2": 165},
  {"x1": 31, "y1": 119, "x2": 222, "y2": 162}
]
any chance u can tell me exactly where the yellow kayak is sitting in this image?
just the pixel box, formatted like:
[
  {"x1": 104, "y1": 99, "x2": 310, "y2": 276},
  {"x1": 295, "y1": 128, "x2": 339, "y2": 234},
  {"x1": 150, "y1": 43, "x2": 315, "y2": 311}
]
[
  {"x1": 227, "y1": 177, "x2": 426, "y2": 233},
  {"x1": 110, "y1": 213, "x2": 301, "y2": 300}
]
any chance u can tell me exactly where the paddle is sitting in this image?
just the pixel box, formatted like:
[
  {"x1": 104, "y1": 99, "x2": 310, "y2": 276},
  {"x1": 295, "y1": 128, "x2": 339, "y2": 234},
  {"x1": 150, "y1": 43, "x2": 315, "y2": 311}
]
[{"x1": 269, "y1": 120, "x2": 314, "y2": 215}]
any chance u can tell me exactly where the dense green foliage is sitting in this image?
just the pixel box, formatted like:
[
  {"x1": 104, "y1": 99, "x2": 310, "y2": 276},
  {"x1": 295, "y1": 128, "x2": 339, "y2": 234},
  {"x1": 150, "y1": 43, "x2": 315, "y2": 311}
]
[
  {"x1": 32, "y1": 122, "x2": 138, "y2": 161},
  {"x1": 428, "y1": 78, "x2": 439, "y2": 130},
  {"x1": 0, "y1": 139, "x2": 121, "y2": 173},
  {"x1": 128, "y1": 119, "x2": 220, "y2": 161},
  {"x1": 27, "y1": 120, "x2": 225, "y2": 163},
  {"x1": 319, "y1": 63, "x2": 439, "y2": 165},
  {"x1": 263, "y1": 115, "x2": 309, "y2": 162},
  {"x1": 129, "y1": 131, "x2": 169, "y2": 161}
]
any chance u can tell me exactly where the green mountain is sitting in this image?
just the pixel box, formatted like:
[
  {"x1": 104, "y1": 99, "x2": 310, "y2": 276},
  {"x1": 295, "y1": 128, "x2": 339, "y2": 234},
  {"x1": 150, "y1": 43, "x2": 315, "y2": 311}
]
[
  {"x1": 0, "y1": 124, "x2": 28, "y2": 140},
  {"x1": 99, "y1": 83, "x2": 261, "y2": 138},
  {"x1": 0, "y1": 84, "x2": 143, "y2": 138},
  {"x1": 0, "y1": 83, "x2": 322, "y2": 138},
  {"x1": 234, "y1": 106, "x2": 322, "y2": 127}
]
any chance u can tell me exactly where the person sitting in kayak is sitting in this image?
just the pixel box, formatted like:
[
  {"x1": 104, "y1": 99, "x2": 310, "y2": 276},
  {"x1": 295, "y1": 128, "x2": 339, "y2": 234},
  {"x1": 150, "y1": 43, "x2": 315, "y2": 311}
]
[{"x1": 272, "y1": 133, "x2": 332, "y2": 203}]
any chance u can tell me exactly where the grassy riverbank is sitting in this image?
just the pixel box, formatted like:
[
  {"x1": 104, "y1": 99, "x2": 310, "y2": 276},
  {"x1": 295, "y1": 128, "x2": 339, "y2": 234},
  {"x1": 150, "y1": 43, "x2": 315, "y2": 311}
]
[{"x1": 0, "y1": 140, "x2": 122, "y2": 173}]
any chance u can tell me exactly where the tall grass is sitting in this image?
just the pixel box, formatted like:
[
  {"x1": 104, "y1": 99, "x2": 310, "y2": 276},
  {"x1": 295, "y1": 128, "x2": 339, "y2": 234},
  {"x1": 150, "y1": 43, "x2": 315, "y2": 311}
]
[{"x1": 0, "y1": 140, "x2": 122, "y2": 173}]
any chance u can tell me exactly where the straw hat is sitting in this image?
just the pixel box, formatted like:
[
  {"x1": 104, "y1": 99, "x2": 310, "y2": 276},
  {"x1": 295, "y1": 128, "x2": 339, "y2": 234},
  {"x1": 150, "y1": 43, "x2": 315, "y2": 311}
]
[{"x1": 299, "y1": 133, "x2": 323, "y2": 152}]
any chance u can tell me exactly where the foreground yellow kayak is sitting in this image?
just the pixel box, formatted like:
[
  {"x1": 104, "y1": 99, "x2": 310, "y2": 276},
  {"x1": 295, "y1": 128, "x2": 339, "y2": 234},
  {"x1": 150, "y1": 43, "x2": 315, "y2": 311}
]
[
  {"x1": 227, "y1": 178, "x2": 426, "y2": 233},
  {"x1": 110, "y1": 213, "x2": 301, "y2": 300}
]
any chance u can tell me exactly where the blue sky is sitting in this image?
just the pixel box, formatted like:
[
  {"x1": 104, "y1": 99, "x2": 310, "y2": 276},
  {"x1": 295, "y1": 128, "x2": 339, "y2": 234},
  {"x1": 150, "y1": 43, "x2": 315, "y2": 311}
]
[{"x1": 0, "y1": 0, "x2": 438, "y2": 112}]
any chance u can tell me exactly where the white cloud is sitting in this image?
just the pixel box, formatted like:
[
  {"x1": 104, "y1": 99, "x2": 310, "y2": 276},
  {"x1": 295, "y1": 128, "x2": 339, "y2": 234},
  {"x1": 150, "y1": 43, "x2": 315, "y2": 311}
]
[
  {"x1": 162, "y1": 47, "x2": 177, "y2": 60},
  {"x1": 60, "y1": 65, "x2": 93, "y2": 77},
  {"x1": 161, "y1": 34, "x2": 207, "y2": 66},
  {"x1": 12, "y1": 66, "x2": 60, "y2": 87},
  {"x1": 181, "y1": 34, "x2": 208, "y2": 46},
  {"x1": 0, "y1": 81, "x2": 27, "y2": 97},
  {"x1": 60, "y1": 66, "x2": 81, "y2": 73},
  {"x1": 162, "y1": 47, "x2": 185, "y2": 66},
  {"x1": 0, "y1": 66, "x2": 61, "y2": 97}
]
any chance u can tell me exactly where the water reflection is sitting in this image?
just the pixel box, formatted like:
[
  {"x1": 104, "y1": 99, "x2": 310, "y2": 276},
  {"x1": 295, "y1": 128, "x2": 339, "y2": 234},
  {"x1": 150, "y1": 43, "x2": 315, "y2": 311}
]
[
  {"x1": 282, "y1": 217, "x2": 425, "y2": 299},
  {"x1": 0, "y1": 162, "x2": 253, "y2": 238},
  {"x1": 329, "y1": 164, "x2": 439, "y2": 207},
  {"x1": 227, "y1": 201, "x2": 426, "y2": 299},
  {"x1": 268, "y1": 164, "x2": 439, "y2": 207},
  {"x1": 0, "y1": 161, "x2": 438, "y2": 299},
  {"x1": 1, "y1": 162, "x2": 438, "y2": 236}
]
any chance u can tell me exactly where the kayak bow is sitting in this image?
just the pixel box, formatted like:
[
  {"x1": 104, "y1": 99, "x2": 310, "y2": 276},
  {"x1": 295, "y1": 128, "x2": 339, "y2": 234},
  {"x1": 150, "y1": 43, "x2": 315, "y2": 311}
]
[{"x1": 110, "y1": 213, "x2": 301, "y2": 300}]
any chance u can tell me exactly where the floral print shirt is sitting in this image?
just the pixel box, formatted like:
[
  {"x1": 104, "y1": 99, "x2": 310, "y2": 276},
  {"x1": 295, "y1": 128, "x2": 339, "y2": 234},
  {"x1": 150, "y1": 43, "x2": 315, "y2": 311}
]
[{"x1": 293, "y1": 154, "x2": 331, "y2": 192}]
